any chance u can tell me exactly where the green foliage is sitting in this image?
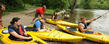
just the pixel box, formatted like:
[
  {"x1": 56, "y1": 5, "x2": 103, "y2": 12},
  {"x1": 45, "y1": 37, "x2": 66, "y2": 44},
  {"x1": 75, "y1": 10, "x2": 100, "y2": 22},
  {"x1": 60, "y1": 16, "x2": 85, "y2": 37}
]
[
  {"x1": 45, "y1": 9, "x2": 55, "y2": 15},
  {"x1": 25, "y1": 4, "x2": 37, "y2": 9},
  {"x1": 2, "y1": 0, "x2": 109, "y2": 12},
  {"x1": 55, "y1": 8, "x2": 60, "y2": 12},
  {"x1": 43, "y1": 0, "x2": 69, "y2": 9},
  {"x1": 77, "y1": 0, "x2": 109, "y2": 9},
  {"x1": 23, "y1": 0, "x2": 36, "y2": 5},
  {"x1": 3, "y1": 0, "x2": 24, "y2": 11},
  {"x1": 77, "y1": 0, "x2": 91, "y2": 9},
  {"x1": 0, "y1": 0, "x2": 71, "y2": 12}
]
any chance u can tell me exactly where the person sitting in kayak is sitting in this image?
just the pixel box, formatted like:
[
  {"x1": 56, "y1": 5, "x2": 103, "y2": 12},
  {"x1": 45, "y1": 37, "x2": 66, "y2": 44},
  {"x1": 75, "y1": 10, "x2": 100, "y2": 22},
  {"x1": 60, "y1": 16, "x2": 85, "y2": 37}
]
[
  {"x1": 32, "y1": 5, "x2": 46, "y2": 23},
  {"x1": 78, "y1": 16, "x2": 102, "y2": 34},
  {"x1": 33, "y1": 19, "x2": 50, "y2": 32},
  {"x1": 52, "y1": 12, "x2": 58, "y2": 20},
  {"x1": 8, "y1": 17, "x2": 32, "y2": 41}
]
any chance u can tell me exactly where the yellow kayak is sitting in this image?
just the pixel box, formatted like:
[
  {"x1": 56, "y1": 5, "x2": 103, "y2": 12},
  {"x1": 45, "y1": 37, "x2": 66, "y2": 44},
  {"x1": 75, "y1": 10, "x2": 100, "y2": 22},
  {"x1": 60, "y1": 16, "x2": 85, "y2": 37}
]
[
  {"x1": 57, "y1": 25, "x2": 109, "y2": 43},
  {"x1": 0, "y1": 28, "x2": 48, "y2": 44},
  {"x1": 46, "y1": 19, "x2": 78, "y2": 27},
  {"x1": 26, "y1": 27, "x2": 84, "y2": 42}
]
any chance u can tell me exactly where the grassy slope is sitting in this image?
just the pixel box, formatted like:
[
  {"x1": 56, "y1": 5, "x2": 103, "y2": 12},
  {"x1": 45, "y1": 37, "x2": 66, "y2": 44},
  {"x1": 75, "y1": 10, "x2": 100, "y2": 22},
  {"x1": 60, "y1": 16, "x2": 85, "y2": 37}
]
[{"x1": 4, "y1": 4, "x2": 55, "y2": 16}]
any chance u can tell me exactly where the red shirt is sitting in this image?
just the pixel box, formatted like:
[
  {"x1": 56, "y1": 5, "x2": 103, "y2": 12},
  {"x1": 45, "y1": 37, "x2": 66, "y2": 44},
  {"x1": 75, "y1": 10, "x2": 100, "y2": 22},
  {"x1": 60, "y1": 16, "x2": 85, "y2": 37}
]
[{"x1": 36, "y1": 7, "x2": 44, "y2": 15}]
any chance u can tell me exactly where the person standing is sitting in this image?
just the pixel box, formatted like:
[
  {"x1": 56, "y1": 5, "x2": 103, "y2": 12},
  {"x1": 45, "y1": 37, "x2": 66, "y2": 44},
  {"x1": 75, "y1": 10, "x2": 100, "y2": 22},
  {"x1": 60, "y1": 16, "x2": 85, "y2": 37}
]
[
  {"x1": 32, "y1": 5, "x2": 46, "y2": 23},
  {"x1": 0, "y1": 3, "x2": 5, "y2": 29}
]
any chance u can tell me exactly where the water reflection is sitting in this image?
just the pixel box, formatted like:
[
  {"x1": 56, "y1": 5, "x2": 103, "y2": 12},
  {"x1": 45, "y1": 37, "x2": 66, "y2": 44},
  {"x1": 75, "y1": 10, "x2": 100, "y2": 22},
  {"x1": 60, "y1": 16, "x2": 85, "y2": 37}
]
[{"x1": 64, "y1": 9, "x2": 94, "y2": 24}]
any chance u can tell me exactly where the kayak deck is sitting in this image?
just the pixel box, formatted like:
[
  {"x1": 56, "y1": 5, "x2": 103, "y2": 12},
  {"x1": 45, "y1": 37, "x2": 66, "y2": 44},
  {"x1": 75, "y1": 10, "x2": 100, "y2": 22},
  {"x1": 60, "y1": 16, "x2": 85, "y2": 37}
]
[
  {"x1": 26, "y1": 27, "x2": 84, "y2": 42},
  {"x1": 0, "y1": 28, "x2": 48, "y2": 44},
  {"x1": 57, "y1": 25, "x2": 109, "y2": 43},
  {"x1": 46, "y1": 19, "x2": 78, "y2": 27}
]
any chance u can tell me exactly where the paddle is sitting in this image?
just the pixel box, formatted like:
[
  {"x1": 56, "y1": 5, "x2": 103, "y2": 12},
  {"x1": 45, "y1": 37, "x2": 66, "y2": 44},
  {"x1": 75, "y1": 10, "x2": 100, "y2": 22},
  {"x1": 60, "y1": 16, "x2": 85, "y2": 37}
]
[
  {"x1": 87, "y1": 11, "x2": 109, "y2": 26},
  {"x1": 100, "y1": 11, "x2": 109, "y2": 17},
  {"x1": 96, "y1": 11, "x2": 109, "y2": 20}
]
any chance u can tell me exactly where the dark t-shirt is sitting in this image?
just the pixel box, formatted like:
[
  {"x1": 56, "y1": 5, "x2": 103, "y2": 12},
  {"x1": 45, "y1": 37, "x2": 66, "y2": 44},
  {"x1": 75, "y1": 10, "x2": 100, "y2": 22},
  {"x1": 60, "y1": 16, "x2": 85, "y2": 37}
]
[
  {"x1": 8, "y1": 24, "x2": 25, "y2": 40},
  {"x1": 8, "y1": 24, "x2": 24, "y2": 33}
]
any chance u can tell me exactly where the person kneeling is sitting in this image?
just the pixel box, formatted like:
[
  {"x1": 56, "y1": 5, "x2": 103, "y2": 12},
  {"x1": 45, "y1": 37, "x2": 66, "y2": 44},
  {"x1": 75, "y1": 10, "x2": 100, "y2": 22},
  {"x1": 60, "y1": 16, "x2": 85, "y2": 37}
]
[
  {"x1": 33, "y1": 19, "x2": 49, "y2": 32},
  {"x1": 52, "y1": 12, "x2": 58, "y2": 21},
  {"x1": 8, "y1": 17, "x2": 32, "y2": 41}
]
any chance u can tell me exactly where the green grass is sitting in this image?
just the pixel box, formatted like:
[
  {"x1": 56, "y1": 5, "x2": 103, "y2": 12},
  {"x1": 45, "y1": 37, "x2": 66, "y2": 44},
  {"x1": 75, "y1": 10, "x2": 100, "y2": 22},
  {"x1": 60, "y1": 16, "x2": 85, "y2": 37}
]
[
  {"x1": 4, "y1": 4, "x2": 56, "y2": 16},
  {"x1": 25, "y1": 4, "x2": 56, "y2": 15},
  {"x1": 6, "y1": 4, "x2": 38, "y2": 12},
  {"x1": 45, "y1": 9, "x2": 55, "y2": 15},
  {"x1": 25, "y1": 4, "x2": 55, "y2": 15},
  {"x1": 3, "y1": 11, "x2": 8, "y2": 16},
  {"x1": 25, "y1": 4, "x2": 38, "y2": 9}
]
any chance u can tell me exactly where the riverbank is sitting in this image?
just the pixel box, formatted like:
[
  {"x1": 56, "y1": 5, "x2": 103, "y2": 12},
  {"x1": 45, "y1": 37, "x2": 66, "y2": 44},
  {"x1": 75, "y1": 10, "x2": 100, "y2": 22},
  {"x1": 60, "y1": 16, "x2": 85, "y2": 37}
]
[
  {"x1": 2, "y1": 8, "x2": 108, "y2": 44},
  {"x1": 2, "y1": 8, "x2": 81, "y2": 44}
]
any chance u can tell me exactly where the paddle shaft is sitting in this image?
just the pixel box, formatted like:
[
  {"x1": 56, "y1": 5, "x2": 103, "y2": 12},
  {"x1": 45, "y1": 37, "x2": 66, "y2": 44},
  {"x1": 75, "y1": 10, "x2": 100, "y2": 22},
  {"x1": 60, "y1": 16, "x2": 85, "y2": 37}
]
[
  {"x1": 99, "y1": 11, "x2": 109, "y2": 17},
  {"x1": 94, "y1": 11, "x2": 109, "y2": 21}
]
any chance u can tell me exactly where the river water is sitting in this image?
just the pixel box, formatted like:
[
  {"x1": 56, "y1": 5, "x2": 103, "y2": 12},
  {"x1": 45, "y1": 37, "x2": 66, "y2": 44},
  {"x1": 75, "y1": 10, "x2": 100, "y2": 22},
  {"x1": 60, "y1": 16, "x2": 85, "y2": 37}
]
[
  {"x1": 64, "y1": 9, "x2": 109, "y2": 35},
  {"x1": 61, "y1": 9, "x2": 109, "y2": 44}
]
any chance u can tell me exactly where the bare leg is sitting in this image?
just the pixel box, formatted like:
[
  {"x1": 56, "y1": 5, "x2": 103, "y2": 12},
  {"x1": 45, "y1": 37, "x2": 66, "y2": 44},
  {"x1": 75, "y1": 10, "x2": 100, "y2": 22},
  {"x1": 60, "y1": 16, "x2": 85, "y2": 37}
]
[
  {"x1": 0, "y1": 19, "x2": 3, "y2": 30},
  {"x1": 31, "y1": 17, "x2": 38, "y2": 24}
]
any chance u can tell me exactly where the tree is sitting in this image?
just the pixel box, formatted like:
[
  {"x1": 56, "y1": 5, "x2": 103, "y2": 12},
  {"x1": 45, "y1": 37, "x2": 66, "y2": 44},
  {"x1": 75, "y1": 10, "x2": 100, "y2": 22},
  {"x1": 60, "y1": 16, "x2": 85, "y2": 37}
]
[
  {"x1": 42, "y1": 0, "x2": 69, "y2": 9},
  {"x1": 4, "y1": 0, "x2": 24, "y2": 11},
  {"x1": 68, "y1": 0, "x2": 77, "y2": 13}
]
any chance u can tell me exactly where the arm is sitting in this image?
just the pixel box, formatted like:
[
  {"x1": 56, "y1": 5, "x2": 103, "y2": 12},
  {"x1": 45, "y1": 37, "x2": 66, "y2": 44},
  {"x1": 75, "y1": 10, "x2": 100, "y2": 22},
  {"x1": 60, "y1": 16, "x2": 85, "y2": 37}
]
[
  {"x1": 86, "y1": 16, "x2": 102, "y2": 23},
  {"x1": 79, "y1": 24, "x2": 91, "y2": 32},
  {"x1": 52, "y1": 15, "x2": 55, "y2": 20},
  {"x1": 41, "y1": 15, "x2": 44, "y2": 19},
  {"x1": 10, "y1": 31, "x2": 32, "y2": 39},
  {"x1": 24, "y1": 29, "x2": 26, "y2": 33},
  {"x1": 40, "y1": 11, "x2": 44, "y2": 19},
  {"x1": 36, "y1": 28, "x2": 41, "y2": 32},
  {"x1": 32, "y1": 18, "x2": 38, "y2": 24},
  {"x1": 42, "y1": 25, "x2": 45, "y2": 29},
  {"x1": 24, "y1": 29, "x2": 28, "y2": 36}
]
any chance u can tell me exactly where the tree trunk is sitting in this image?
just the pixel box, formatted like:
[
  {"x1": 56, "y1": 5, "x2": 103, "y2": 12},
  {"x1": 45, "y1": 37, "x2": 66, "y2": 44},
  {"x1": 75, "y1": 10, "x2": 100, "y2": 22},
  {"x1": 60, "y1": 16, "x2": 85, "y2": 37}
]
[{"x1": 68, "y1": 0, "x2": 77, "y2": 13}]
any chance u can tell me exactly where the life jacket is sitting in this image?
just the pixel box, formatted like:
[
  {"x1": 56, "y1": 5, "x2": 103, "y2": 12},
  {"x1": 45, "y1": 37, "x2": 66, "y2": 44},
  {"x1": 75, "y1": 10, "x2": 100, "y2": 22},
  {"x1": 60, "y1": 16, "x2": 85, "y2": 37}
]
[
  {"x1": 52, "y1": 14, "x2": 57, "y2": 19},
  {"x1": 79, "y1": 22, "x2": 87, "y2": 32},
  {"x1": 8, "y1": 24, "x2": 25, "y2": 40}
]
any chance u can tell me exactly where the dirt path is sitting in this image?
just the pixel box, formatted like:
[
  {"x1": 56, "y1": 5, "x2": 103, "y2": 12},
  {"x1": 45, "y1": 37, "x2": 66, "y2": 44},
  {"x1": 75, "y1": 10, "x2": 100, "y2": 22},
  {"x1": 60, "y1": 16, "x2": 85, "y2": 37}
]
[{"x1": 3, "y1": 12, "x2": 33, "y2": 27}]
